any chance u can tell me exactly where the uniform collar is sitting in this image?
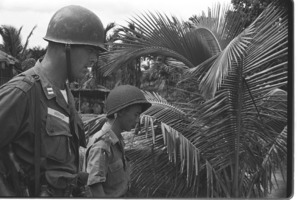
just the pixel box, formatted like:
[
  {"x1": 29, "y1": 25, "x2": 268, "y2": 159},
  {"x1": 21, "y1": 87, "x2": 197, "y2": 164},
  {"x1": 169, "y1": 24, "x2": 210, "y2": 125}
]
[
  {"x1": 33, "y1": 61, "x2": 67, "y2": 99},
  {"x1": 101, "y1": 122, "x2": 121, "y2": 145},
  {"x1": 32, "y1": 60, "x2": 57, "y2": 100},
  {"x1": 87, "y1": 122, "x2": 126, "y2": 150},
  {"x1": 32, "y1": 60, "x2": 72, "y2": 115}
]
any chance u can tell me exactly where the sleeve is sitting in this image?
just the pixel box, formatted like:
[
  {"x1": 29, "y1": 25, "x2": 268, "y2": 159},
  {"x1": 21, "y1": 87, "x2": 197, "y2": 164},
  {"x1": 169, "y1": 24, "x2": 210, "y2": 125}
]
[
  {"x1": 0, "y1": 85, "x2": 28, "y2": 148},
  {"x1": 86, "y1": 142, "x2": 109, "y2": 186}
]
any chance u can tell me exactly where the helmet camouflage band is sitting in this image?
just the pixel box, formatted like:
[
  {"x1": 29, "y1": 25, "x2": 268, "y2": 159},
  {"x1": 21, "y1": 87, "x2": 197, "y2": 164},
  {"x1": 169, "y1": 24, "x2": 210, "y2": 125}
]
[
  {"x1": 44, "y1": 5, "x2": 106, "y2": 50},
  {"x1": 105, "y1": 85, "x2": 152, "y2": 117}
]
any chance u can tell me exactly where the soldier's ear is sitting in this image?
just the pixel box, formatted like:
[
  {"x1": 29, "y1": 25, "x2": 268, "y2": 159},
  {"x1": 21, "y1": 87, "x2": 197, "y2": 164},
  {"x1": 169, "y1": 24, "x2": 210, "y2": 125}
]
[{"x1": 114, "y1": 113, "x2": 118, "y2": 119}]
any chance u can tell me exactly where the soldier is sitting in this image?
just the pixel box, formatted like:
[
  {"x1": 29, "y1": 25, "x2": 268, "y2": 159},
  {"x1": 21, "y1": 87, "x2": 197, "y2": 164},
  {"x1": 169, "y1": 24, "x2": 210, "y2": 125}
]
[
  {"x1": 0, "y1": 5, "x2": 105, "y2": 197},
  {"x1": 83, "y1": 85, "x2": 151, "y2": 197}
]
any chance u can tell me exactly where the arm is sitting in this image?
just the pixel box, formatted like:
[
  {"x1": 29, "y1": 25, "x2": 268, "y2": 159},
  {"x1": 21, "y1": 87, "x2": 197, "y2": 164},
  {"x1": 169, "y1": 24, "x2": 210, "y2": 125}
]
[
  {"x1": 0, "y1": 85, "x2": 28, "y2": 148},
  {"x1": 89, "y1": 182, "x2": 106, "y2": 197},
  {"x1": 85, "y1": 144, "x2": 109, "y2": 197}
]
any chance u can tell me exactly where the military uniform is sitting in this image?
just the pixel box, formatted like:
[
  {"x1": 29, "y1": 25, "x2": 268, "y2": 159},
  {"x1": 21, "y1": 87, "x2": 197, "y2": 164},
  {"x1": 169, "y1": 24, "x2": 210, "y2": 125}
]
[
  {"x1": 84, "y1": 122, "x2": 131, "y2": 197},
  {"x1": 0, "y1": 60, "x2": 86, "y2": 196}
]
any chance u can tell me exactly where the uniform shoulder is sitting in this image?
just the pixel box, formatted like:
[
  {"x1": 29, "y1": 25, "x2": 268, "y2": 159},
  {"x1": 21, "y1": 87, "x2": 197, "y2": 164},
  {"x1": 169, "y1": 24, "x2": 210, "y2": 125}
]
[
  {"x1": 1, "y1": 74, "x2": 39, "y2": 93},
  {"x1": 93, "y1": 132, "x2": 113, "y2": 152}
]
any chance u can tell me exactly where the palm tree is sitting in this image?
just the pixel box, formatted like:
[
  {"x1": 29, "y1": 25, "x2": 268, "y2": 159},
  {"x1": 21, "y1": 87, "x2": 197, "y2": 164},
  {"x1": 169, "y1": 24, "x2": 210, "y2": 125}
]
[
  {"x1": 109, "y1": 22, "x2": 145, "y2": 87},
  {"x1": 87, "y1": 1, "x2": 289, "y2": 198},
  {"x1": 0, "y1": 25, "x2": 37, "y2": 62},
  {"x1": 88, "y1": 22, "x2": 118, "y2": 88}
]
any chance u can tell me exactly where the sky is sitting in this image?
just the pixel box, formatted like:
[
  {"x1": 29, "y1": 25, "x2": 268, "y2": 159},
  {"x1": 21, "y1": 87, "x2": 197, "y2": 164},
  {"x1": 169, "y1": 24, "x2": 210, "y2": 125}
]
[{"x1": 0, "y1": 0, "x2": 231, "y2": 48}]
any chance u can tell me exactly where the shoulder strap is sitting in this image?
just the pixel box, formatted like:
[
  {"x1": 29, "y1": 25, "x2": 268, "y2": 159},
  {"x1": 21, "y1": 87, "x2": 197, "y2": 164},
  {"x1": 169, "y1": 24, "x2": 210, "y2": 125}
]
[
  {"x1": 25, "y1": 74, "x2": 41, "y2": 197},
  {"x1": 0, "y1": 73, "x2": 35, "y2": 93},
  {"x1": 87, "y1": 130, "x2": 112, "y2": 155}
]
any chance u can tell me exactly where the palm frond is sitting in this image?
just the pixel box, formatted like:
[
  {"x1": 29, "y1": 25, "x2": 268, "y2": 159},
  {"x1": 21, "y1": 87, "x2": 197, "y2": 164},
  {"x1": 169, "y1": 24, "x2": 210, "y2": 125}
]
[
  {"x1": 104, "y1": 22, "x2": 117, "y2": 42},
  {"x1": 184, "y1": 2, "x2": 288, "y2": 196},
  {"x1": 100, "y1": 47, "x2": 196, "y2": 76},
  {"x1": 21, "y1": 25, "x2": 37, "y2": 59},
  {"x1": 99, "y1": 11, "x2": 215, "y2": 76},
  {"x1": 190, "y1": 3, "x2": 245, "y2": 49},
  {"x1": 187, "y1": 1, "x2": 288, "y2": 100},
  {"x1": 127, "y1": 117, "x2": 208, "y2": 197},
  {"x1": 0, "y1": 25, "x2": 23, "y2": 58},
  {"x1": 105, "y1": 22, "x2": 116, "y2": 35},
  {"x1": 198, "y1": 28, "x2": 253, "y2": 99},
  {"x1": 131, "y1": 91, "x2": 202, "y2": 184},
  {"x1": 192, "y1": 28, "x2": 222, "y2": 55}
]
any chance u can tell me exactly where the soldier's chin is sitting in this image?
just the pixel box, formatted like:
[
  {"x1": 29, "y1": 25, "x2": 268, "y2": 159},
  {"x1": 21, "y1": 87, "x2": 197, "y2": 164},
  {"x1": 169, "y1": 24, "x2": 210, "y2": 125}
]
[{"x1": 124, "y1": 126, "x2": 134, "y2": 132}]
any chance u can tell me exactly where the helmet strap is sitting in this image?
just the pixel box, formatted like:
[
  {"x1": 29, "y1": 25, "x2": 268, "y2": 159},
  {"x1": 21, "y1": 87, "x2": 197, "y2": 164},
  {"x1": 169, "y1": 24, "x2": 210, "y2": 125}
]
[{"x1": 65, "y1": 44, "x2": 73, "y2": 83}]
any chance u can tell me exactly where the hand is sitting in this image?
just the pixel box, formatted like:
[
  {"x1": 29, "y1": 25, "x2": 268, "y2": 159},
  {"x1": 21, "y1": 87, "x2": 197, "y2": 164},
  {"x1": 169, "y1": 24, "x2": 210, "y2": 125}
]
[{"x1": 77, "y1": 172, "x2": 89, "y2": 186}]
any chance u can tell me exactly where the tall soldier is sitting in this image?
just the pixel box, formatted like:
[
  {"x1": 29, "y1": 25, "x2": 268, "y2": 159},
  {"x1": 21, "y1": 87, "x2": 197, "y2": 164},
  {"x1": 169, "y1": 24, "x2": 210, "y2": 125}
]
[{"x1": 0, "y1": 5, "x2": 106, "y2": 197}]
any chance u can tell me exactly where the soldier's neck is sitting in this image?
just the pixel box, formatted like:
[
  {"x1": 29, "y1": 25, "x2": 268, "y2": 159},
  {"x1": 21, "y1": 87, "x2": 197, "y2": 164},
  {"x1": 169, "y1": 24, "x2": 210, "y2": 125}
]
[
  {"x1": 41, "y1": 54, "x2": 68, "y2": 90},
  {"x1": 107, "y1": 119, "x2": 123, "y2": 139}
]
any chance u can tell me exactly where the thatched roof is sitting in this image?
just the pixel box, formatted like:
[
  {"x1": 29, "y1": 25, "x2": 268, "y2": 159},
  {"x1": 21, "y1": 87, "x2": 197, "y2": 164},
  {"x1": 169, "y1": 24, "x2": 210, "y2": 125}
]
[{"x1": 71, "y1": 87, "x2": 110, "y2": 99}]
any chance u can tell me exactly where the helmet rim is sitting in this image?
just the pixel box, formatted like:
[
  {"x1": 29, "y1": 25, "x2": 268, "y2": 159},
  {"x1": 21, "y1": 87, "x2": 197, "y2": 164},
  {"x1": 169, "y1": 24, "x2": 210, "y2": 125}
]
[
  {"x1": 105, "y1": 85, "x2": 152, "y2": 117},
  {"x1": 106, "y1": 99, "x2": 152, "y2": 117}
]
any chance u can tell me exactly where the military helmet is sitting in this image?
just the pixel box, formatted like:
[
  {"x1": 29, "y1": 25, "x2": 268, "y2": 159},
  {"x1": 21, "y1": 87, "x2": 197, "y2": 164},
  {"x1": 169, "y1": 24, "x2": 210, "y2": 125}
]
[
  {"x1": 44, "y1": 5, "x2": 106, "y2": 50},
  {"x1": 105, "y1": 85, "x2": 152, "y2": 117}
]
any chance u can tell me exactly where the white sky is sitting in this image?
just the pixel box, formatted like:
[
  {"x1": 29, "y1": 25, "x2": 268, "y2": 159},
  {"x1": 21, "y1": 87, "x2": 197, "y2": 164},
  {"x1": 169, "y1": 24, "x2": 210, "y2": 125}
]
[{"x1": 0, "y1": 0, "x2": 231, "y2": 48}]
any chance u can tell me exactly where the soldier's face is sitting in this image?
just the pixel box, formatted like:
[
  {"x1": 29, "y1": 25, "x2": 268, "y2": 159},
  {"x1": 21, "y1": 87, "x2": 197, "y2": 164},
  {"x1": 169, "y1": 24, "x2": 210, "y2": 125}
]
[
  {"x1": 70, "y1": 46, "x2": 98, "y2": 80},
  {"x1": 119, "y1": 105, "x2": 142, "y2": 132}
]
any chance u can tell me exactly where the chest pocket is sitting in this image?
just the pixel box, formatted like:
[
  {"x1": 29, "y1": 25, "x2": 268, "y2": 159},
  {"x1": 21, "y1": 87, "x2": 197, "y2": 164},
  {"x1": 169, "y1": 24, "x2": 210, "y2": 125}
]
[
  {"x1": 44, "y1": 110, "x2": 72, "y2": 163},
  {"x1": 107, "y1": 159, "x2": 124, "y2": 185}
]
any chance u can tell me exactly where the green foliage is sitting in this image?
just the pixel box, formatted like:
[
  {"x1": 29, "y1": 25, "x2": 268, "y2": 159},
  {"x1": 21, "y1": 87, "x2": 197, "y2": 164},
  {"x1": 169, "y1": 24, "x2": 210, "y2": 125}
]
[{"x1": 99, "y1": 12, "x2": 214, "y2": 77}]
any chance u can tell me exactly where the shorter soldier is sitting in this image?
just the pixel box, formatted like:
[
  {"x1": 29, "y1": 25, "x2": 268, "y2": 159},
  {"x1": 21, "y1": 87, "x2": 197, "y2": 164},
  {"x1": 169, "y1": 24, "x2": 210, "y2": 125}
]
[{"x1": 83, "y1": 85, "x2": 151, "y2": 197}]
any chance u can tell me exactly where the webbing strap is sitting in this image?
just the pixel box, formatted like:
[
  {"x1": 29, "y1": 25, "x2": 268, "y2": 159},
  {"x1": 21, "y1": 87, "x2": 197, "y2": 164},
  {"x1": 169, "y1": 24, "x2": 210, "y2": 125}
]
[
  {"x1": 65, "y1": 44, "x2": 73, "y2": 83},
  {"x1": 33, "y1": 76, "x2": 41, "y2": 196}
]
